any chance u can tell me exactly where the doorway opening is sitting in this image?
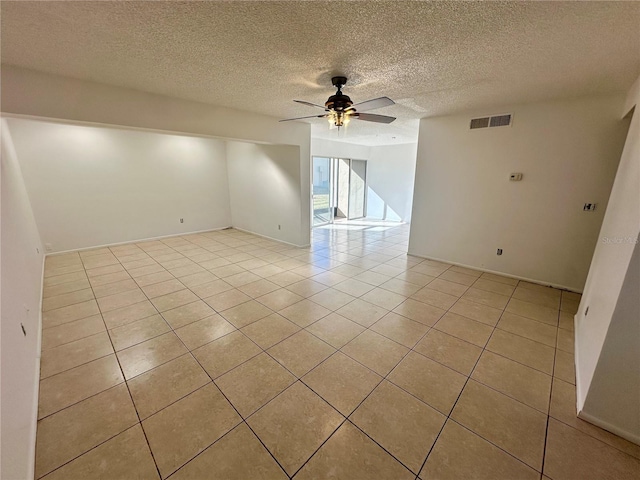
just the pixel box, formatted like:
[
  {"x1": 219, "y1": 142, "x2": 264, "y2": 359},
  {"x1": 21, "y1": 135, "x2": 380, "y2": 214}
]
[{"x1": 312, "y1": 156, "x2": 367, "y2": 227}]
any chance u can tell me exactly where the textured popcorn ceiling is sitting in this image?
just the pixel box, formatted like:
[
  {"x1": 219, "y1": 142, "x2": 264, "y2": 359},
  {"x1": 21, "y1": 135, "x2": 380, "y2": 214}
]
[{"x1": 1, "y1": 1, "x2": 639, "y2": 146}]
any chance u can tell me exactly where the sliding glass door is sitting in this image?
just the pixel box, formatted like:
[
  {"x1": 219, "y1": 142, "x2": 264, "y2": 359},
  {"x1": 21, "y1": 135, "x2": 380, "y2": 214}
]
[{"x1": 312, "y1": 157, "x2": 332, "y2": 226}]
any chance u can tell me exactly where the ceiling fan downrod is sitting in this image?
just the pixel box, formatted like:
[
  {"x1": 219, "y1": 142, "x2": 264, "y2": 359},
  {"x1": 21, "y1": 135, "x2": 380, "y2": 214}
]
[{"x1": 326, "y1": 76, "x2": 353, "y2": 112}]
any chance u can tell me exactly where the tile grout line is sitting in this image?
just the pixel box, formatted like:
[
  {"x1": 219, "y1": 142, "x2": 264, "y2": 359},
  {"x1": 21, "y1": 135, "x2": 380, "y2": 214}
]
[
  {"x1": 115, "y1": 234, "x2": 298, "y2": 479},
  {"x1": 117, "y1": 232, "x2": 298, "y2": 478},
  {"x1": 540, "y1": 306, "x2": 562, "y2": 478},
  {"x1": 106, "y1": 237, "x2": 225, "y2": 480},
  {"x1": 79, "y1": 248, "x2": 165, "y2": 480},
  {"x1": 289, "y1": 281, "x2": 442, "y2": 477},
  {"x1": 75, "y1": 237, "x2": 250, "y2": 478},
  {"x1": 200, "y1": 230, "x2": 418, "y2": 477},
  {"x1": 35, "y1": 248, "x2": 161, "y2": 479},
  {"x1": 181, "y1": 342, "x2": 292, "y2": 479},
  {"x1": 411, "y1": 267, "x2": 527, "y2": 478},
  {"x1": 288, "y1": 261, "x2": 466, "y2": 476},
  {"x1": 392, "y1": 264, "x2": 500, "y2": 476}
]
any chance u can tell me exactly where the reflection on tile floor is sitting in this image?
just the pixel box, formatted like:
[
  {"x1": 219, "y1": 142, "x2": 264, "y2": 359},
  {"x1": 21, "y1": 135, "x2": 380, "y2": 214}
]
[{"x1": 36, "y1": 225, "x2": 640, "y2": 479}]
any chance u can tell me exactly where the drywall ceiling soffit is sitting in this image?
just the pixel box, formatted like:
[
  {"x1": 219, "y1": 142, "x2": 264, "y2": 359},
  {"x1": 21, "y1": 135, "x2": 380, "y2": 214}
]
[{"x1": 1, "y1": 1, "x2": 639, "y2": 146}]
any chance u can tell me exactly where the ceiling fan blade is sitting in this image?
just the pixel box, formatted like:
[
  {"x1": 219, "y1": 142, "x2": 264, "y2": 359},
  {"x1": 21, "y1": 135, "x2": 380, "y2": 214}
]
[
  {"x1": 355, "y1": 113, "x2": 396, "y2": 124},
  {"x1": 294, "y1": 100, "x2": 327, "y2": 110},
  {"x1": 279, "y1": 114, "x2": 328, "y2": 122},
  {"x1": 352, "y1": 96, "x2": 395, "y2": 112}
]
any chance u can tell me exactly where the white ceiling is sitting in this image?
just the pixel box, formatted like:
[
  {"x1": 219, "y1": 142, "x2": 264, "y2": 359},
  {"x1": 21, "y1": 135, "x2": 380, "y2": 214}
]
[{"x1": 2, "y1": 1, "x2": 639, "y2": 146}]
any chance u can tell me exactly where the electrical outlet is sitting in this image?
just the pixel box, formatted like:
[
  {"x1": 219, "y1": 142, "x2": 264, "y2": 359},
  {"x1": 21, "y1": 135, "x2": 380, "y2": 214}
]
[
  {"x1": 180, "y1": 218, "x2": 184, "y2": 223},
  {"x1": 45, "y1": 243, "x2": 53, "y2": 252},
  {"x1": 278, "y1": 225, "x2": 281, "y2": 230},
  {"x1": 583, "y1": 203, "x2": 597, "y2": 211},
  {"x1": 497, "y1": 248, "x2": 503, "y2": 256}
]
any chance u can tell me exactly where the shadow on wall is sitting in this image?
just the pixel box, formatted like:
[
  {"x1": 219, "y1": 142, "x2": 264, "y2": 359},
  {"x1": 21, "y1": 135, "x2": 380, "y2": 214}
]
[{"x1": 367, "y1": 186, "x2": 403, "y2": 221}]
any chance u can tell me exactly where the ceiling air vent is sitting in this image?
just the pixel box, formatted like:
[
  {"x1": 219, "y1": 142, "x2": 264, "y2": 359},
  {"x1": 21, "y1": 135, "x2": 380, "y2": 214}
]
[
  {"x1": 470, "y1": 117, "x2": 490, "y2": 129},
  {"x1": 489, "y1": 114, "x2": 512, "y2": 127},
  {"x1": 470, "y1": 113, "x2": 513, "y2": 130}
]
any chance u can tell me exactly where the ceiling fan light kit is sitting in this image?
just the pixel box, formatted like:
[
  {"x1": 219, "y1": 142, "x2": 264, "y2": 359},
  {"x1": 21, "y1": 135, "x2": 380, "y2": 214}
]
[{"x1": 280, "y1": 76, "x2": 396, "y2": 129}]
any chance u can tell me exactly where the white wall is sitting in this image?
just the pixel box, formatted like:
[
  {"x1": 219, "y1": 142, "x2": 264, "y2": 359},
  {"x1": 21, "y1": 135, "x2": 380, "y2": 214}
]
[
  {"x1": 1, "y1": 119, "x2": 44, "y2": 480},
  {"x1": 576, "y1": 76, "x2": 640, "y2": 443},
  {"x1": 1, "y1": 65, "x2": 312, "y2": 246},
  {"x1": 367, "y1": 143, "x2": 417, "y2": 222},
  {"x1": 409, "y1": 95, "x2": 628, "y2": 291},
  {"x1": 311, "y1": 138, "x2": 417, "y2": 222},
  {"x1": 311, "y1": 138, "x2": 370, "y2": 161},
  {"x1": 6, "y1": 117, "x2": 231, "y2": 252},
  {"x1": 581, "y1": 241, "x2": 639, "y2": 443},
  {"x1": 226, "y1": 141, "x2": 304, "y2": 246}
]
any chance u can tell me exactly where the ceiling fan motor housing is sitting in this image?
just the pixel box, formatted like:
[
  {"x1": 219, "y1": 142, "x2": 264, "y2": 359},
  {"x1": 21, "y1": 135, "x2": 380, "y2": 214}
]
[{"x1": 325, "y1": 93, "x2": 353, "y2": 111}]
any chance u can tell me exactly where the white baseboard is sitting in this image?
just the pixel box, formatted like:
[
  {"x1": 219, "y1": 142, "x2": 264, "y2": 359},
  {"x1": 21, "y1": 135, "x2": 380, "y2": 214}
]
[
  {"x1": 45, "y1": 225, "x2": 310, "y2": 257},
  {"x1": 232, "y1": 227, "x2": 310, "y2": 248},
  {"x1": 29, "y1": 254, "x2": 46, "y2": 480},
  {"x1": 574, "y1": 313, "x2": 585, "y2": 413},
  {"x1": 577, "y1": 409, "x2": 640, "y2": 446},
  {"x1": 573, "y1": 313, "x2": 584, "y2": 412},
  {"x1": 45, "y1": 226, "x2": 233, "y2": 256},
  {"x1": 28, "y1": 360, "x2": 41, "y2": 480},
  {"x1": 407, "y1": 251, "x2": 582, "y2": 293}
]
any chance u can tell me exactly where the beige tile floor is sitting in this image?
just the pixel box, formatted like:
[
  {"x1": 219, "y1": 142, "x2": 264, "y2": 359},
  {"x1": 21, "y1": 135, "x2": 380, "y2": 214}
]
[{"x1": 36, "y1": 224, "x2": 640, "y2": 479}]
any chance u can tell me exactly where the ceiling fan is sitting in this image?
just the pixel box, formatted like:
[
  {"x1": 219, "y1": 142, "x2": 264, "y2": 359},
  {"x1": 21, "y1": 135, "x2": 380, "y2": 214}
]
[{"x1": 280, "y1": 76, "x2": 396, "y2": 128}]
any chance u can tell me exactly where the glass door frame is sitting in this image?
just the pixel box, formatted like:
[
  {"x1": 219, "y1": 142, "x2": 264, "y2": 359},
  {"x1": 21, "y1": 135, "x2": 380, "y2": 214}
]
[{"x1": 311, "y1": 156, "x2": 334, "y2": 227}]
